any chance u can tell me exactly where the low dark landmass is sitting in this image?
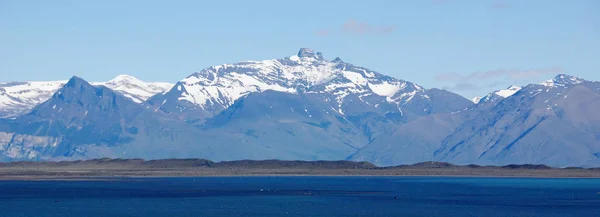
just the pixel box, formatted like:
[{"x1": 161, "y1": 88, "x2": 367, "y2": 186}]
[{"x1": 1, "y1": 159, "x2": 599, "y2": 180}]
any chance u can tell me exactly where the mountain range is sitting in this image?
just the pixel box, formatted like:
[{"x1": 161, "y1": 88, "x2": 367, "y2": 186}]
[
  {"x1": 1, "y1": 48, "x2": 598, "y2": 167},
  {"x1": 0, "y1": 75, "x2": 172, "y2": 118}
]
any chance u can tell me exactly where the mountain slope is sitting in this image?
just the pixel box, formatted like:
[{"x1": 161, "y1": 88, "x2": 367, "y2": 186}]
[
  {"x1": 348, "y1": 112, "x2": 466, "y2": 165},
  {"x1": 200, "y1": 91, "x2": 369, "y2": 160},
  {"x1": 348, "y1": 77, "x2": 596, "y2": 167},
  {"x1": 434, "y1": 74, "x2": 600, "y2": 167},
  {"x1": 0, "y1": 75, "x2": 173, "y2": 118}
]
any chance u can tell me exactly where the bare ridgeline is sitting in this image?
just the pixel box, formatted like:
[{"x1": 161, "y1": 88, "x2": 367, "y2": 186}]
[{"x1": 1, "y1": 159, "x2": 599, "y2": 180}]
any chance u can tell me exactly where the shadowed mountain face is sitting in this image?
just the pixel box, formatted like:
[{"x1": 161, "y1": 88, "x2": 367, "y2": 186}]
[
  {"x1": 201, "y1": 91, "x2": 369, "y2": 160},
  {"x1": 0, "y1": 77, "x2": 200, "y2": 160},
  {"x1": 0, "y1": 49, "x2": 598, "y2": 168},
  {"x1": 352, "y1": 74, "x2": 600, "y2": 167},
  {"x1": 434, "y1": 75, "x2": 600, "y2": 167}
]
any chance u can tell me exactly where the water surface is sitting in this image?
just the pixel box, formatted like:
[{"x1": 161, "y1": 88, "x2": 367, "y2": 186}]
[{"x1": 0, "y1": 177, "x2": 598, "y2": 217}]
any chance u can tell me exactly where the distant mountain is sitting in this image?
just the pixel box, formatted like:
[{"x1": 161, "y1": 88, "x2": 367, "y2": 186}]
[
  {"x1": 0, "y1": 75, "x2": 172, "y2": 118},
  {"x1": 351, "y1": 76, "x2": 600, "y2": 167},
  {"x1": 147, "y1": 48, "x2": 472, "y2": 127},
  {"x1": 434, "y1": 74, "x2": 600, "y2": 167},
  {"x1": 0, "y1": 81, "x2": 66, "y2": 118},
  {"x1": 93, "y1": 75, "x2": 173, "y2": 103}
]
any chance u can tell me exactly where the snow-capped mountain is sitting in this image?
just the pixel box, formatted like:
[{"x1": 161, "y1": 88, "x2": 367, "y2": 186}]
[
  {"x1": 0, "y1": 81, "x2": 66, "y2": 118},
  {"x1": 434, "y1": 74, "x2": 600, "y2": 167},
  {"x1": 0, "y1": 75, "x2": 173, "y2": 118},
  {"x1": 472, "y1": 85, "x2": 521, "y2": 104},
  {"x1": 148, "y1": 48, "x2": 471, "y2": 123},
  {"x1": 0, "y1": 77, "x2": 209, "y2": 161},
  {"x1": 351, "y1": 74, "x2": 600, "y2": 167},
  {"x1": 93, "y1": 75, "x2": 173, "y2": 103}
]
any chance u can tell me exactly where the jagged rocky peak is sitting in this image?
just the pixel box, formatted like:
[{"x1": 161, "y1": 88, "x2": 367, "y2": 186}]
[
  {"x1": 297, "y1": 48, "x2": 323, "y2": 60},
  {"x1": 553, "y1": 74, "x2": 585, "y2": 84}
]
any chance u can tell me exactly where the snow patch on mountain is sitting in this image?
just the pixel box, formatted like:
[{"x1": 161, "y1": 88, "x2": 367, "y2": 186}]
[
  {"x1": 494, "y1": 85, "x2": 522, "y2": 98},
  {"x1": 94, "y1": 75, "x2": 173, "y2": 103},
  {"x1": 368, "y1": 82, "x2": 403, "y2": 97},
  {"x1": 0, "y1": 81, "x2": 67, "y2": 117},
  {"x1": 472, "y1": 85, "x2": 522, "y2": 104}
]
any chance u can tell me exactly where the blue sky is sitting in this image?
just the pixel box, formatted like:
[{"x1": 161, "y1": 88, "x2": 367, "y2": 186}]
[{"x1": 1, "y1": 0, "x2": 598, "y2": 98}]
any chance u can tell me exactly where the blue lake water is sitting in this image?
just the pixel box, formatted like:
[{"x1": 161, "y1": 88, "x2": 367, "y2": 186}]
[{"x1": 0, "y1": 176, "x2": 599, "y2": 217}]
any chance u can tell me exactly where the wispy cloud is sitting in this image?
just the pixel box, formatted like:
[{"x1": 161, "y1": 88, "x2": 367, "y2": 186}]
[
  {"x1": 434, "y1": 0, "x2": 511, "y2": 10},
  {"x1": 434, "y1": 67, "x2": 564, "y2": 83},
  {"x1": 316, "y1": 20, "x2": 396, "y2": 37},
  {"x1": 431, "y1": 0, "x2": 453, "y2": 4},
  {"x1": 442, "y1": 82, "x2": 480, "y2": 91},
  {"x1": 315, "y1": 29, "x2": 330, "y2": 37},
  {"x1": 491, "y1": 2, "x2": 511, "y2": 9},
  {"x1": 435, "y1": 66, "x2": 564, "y2": 95},
  {"x1": 342, "y1": 20, "x2": 397, "y2": 35}
]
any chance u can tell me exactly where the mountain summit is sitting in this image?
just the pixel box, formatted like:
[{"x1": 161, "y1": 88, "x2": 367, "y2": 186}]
[
  {"x1": 297, "y1": 48, "x2": 324, "y2": 60},
  {"x1": 146, "y1": 48, "x2": 472, "y2": 125},
  {"x1": 541, "y1": 74, "x2": 586, "y2": 87}
]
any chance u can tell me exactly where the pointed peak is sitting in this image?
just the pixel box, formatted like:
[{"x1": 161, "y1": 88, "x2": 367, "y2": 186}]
[
  {"x1": 542, "y1": 74, "x2": 586, "y2": 87},
  {"x1": 65, "y1": 76, "x2": 91, "y2": 87},
  {"x1": 332, "y1": 57, "x2": 343, "y2": 63},
  {"x1": 554, "y1": 74, "x2": 585, "y2": 83},
  {"x1": 297, "y1": 48, "x2": 323, "y2": 60}
]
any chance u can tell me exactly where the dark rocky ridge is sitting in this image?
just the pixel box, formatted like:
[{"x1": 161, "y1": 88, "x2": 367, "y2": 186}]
[{"x1": 1, "y1": 158, "x2": 599, "y2": 179}]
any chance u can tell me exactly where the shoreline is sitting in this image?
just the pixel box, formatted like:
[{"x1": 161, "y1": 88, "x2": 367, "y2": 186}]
[
  {"x1": 3, "y1": 174, "x2": 600, "y2": 181},
  {"x1": 2, "y1": 159, "x2": 600, "y2": 180},
  {"x1": 3, "y1": 170, "x2": 600, "y2": 181}
]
